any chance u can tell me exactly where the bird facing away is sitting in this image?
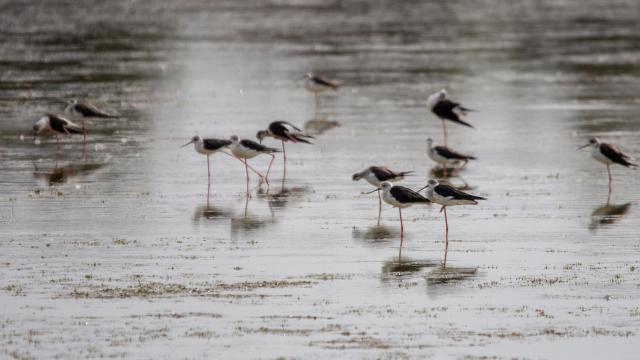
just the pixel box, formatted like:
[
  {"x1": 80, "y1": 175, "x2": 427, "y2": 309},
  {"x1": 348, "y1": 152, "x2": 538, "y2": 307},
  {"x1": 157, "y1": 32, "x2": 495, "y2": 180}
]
[
  {"x1": 181, "y1": 136, "x2": 232, "y2": 203},
  {"x1": 579, "y1": 137, "x2": 637, "y2": 202},
  {"x1": 421, "y1": 179, "x2": 486, "y2": 267},
  {"x1": 257, "y1": 121, "x2": 314, "y2": 179},
  {"x1": 33, "y1": 113, "x2": 84, "y2": 158},
  {"x1": 369, "y1": 181, "x2": 430, "y2": 251},
  {"x1": 303, "y1": 73, "x2": 339, "y2": 112},
  {"x1": 426, "y1": 138, "x2": 476, "y2": 176},
  {"x1": 230, "y1": 135, "x2": 280, "y2": 193},
  {"x1": 65, "y1": 99, "x2": 117, "y2": 118},
  {"x1": 353, "y1": 166, "x2": 413, "y2": 224},
  {"x1": 426, "y1": 89, "x2": 474, "y2": 146}
]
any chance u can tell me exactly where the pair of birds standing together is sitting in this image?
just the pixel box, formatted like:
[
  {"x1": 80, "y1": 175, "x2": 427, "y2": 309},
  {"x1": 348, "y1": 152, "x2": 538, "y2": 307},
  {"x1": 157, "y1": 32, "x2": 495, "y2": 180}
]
[
  {"x1": 182, "y1": 121, "x2": 313, "y2": 200},
  {"x1": 32, "y1": 99, "x2": 117, "y2": 158}
]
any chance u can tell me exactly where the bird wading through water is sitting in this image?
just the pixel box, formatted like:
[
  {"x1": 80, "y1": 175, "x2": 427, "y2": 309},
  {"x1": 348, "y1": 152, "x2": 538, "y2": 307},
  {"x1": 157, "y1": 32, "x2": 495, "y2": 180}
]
[
  {"x1": 257, "y1": 121, "x2": 314, "y2": 179},
  {"x1": 579, "y1": 137, "x2": 637, "y2": 203},
  {"x1": 230, "y1": 135, "x2": 280, "y2": 195},
  {"x1": 182, "y1": 136, "x2": 232, "y2": 203},
  {"x1": 353, "y1": 166, "x2": 413, "y2": 224},
  {"x1": 33, "y1": 113, "x2": 84, "y2": 160},
  {"x1": 367, "y1": 181, "x2": 430, "y2": 253},
  {"x1": 420, "y1": 179, "x2": 486, "y2": 267},
  {"x1": 426, "y1": 138, "x2": 476, "y2": 177},
  {"x1": 303, "y1": 73, "x2": 339, "y2": 113},
  {"x1": 426, "y1": 89, "x2": 474, "y2": 146}
]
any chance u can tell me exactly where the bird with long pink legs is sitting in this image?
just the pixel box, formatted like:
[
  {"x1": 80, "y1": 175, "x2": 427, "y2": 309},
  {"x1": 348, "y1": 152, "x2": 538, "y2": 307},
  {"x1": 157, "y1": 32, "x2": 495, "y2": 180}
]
[
  {"x1": 257, "y1": 121, "x2": 313, "y2": 180},
  {"x1": 229, "y1": 135, "x2": 280, "y2": 196},
  {"x1": 65, "y1": 98, "x2": 118, "y2": 153},
  {"x1": 420, "y1": 179, "x2": 486, "y2": 268},
  {"x1": 303, "y1": 73, "x2": 339, "y2": 113},
  {"x1": 33, "y1": 113, "x2": 84, "y2": 161},
  {"x1": 578, "y1": 137, "x2": 637, "y2": 204},
  {"x1": 181, "y1": 135, "x2": 232, "y2": 204},
  {"x1": 426, "y1": 138, "x2": 476, "y2": 177},
  {"x1": 426, "y1": 89, "x2": 475, "y2": 146},
  {"x1": 353, "y1": 166, "x2": 413, "y2": 225},
  {"x1": 366, "y1": 181, "x2": 430, "y2": 256}
]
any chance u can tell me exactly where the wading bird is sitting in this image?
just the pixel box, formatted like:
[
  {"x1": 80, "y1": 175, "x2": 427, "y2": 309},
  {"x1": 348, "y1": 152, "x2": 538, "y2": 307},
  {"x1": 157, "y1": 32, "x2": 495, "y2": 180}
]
[
  {"x1": 65, "y1": 99, "x2": 116, "y2": 145},
  {"x1": 230, "y1": 135, "x2": 280, "y2": 194},
  {"x1": 353, "y1": 166, "x2": 413, "y2": 224},
  {"x1": 579, "y1": 137, "x2": 637, "y2": 202},
  {"x1": 33, "y1": 113, "x2": 84, "y2": 159},
  {"x1": 421, "y1": 179, "x2": 486, "y2": 267},
  {"x1": 367, "y1": 182, "x2": 430, "y2": 251},
  {"x1": 426, "y1": 138, "x2": 476, "y2": 177},
  {"x1": 182, "y1": 136, "x2": 232, "y2": 202},
  {"x1": 426, "y1": 89, "x2": 474, "y2": 146},
  {"x1": 303, "y1": 73, "x2": 339, "y2": 112},
  {"x1": 257, "y1": 121, "x2": 313, "y2": 179}
]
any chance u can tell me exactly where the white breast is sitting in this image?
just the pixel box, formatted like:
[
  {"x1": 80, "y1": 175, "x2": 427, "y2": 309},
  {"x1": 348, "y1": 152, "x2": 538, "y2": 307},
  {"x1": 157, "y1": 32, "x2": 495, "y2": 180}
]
[
  {"x1": 428, "y1": 148, "x2": 456, "y2": 165},
  {"x1": 363, "y1": 172, "x2": 382, "y2": 187},
  {"x1": 591, "y1": 145, "x2": 613, "y2": 165},
  {"x1": 231, "y1": 143, "x2": 259, "y2": 159}
]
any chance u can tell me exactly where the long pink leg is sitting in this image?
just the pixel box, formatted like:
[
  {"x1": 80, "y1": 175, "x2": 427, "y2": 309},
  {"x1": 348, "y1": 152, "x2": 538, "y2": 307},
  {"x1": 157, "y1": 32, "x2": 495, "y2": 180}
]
[
  {"x1": 265, "y1": 153, "x2": 275, "y2": 184},
  {"x1": 443, "y1": 206, "x2": 449, "y2": 267},
  {"x1": 282, "y1": 141, "x2": 287, "y2": 180},
  {"x1": 377, "y1": 190, "x2": 382, "y2": 225},
  {"x1": 607, "y1": 164, "x2": 612, "y2": 194},
  {"x1": 207, "y1": 155, "x2": 211, "y2": 201},
  {"x1": 399, "y1": 208, "x2": 404, "y2": 245},
  {"x1": 244, "y1": 159, "x2": 250, "y2": 195},
  {"x1": 442, "y1": 120, "x2": 448, "y2": 147}
]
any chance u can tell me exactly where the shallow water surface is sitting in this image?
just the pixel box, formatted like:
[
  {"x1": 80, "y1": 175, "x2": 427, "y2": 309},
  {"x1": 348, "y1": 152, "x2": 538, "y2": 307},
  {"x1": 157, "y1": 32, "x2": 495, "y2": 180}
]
[{"x1": 1, "y1": 0, "x2": 640, "y2": 359}]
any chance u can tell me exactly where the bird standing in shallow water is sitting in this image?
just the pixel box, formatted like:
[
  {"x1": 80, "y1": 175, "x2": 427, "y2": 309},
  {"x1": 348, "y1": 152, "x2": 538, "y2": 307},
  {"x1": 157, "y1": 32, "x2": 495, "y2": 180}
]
[
  {"x1": 579, "y1": 137, "x2": 637, "y2": 203},
  {"x1": 420, "y1": 179, "x2": 486, "y2": 267},
  {"x1": 33, "y1": 113, "x2": 84, "y2": 160},
  {"x1": 182, "y1": 136, "x2": 232, "y2": 203},
  {"x1": 303, "y1": 73, "x2": 339, "y2": 113},
  {"x1": 65, "y1": 99, "x2": 117, "y2": 147},
  {"x1": 230, "y1": 135, "x2": 280, "y2": 195},
  {"x1": 426, "y1": 89, "x2": 474, "y2": 146},
  {"x1": 353, "y1": 166, "x2": 413, "y2": 224},
  {"x1": 426, "y1": 138, "x2": 476, "y2": 177},
  {"x1": 257, "y1": 121, "x2": 313, "y2": 179},
  {"x1": 367, "y1": 181, "x2": 430, "y2": 252}
]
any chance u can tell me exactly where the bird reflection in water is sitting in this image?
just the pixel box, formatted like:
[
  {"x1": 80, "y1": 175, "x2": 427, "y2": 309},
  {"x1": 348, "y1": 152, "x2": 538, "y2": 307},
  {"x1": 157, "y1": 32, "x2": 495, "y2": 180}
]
[
  {"x1": 425, "y1": 266, "x2": 478, "y2": 285},
  {"x1": 589, "y1": 202, "x2": 632, "y2": 231},
  {"x1": 230, "y1": 196, "x2": 274, "y2": 236},
  {"x1": 192, "y1": 203, "x2": 232, "y2": 224},
  {"x1": 33, "y1": 162, "x2": 103, "y2": 187},
  {"x1": 259, "y1": 182, "x2": 310, "y2": 210},
  {"x1": 352, "y1": 224, "x2": 397, "y2": 244},
  {"x1": 303, "y1": 117, "x2": 340, "y2": 136}
]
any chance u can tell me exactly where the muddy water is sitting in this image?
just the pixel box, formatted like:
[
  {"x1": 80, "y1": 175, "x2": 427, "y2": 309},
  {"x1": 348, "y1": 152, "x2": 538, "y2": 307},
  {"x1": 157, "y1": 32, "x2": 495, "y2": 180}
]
[{"x1": 1, "y1": 0, "x2": 640, "y2": 358}]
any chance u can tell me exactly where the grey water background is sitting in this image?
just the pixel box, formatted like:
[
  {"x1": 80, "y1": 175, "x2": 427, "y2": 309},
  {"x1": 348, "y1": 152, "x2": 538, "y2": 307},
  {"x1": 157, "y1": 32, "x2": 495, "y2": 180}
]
[{"x1": 1, "y1": 0, "x2": 639, "y2": 358}]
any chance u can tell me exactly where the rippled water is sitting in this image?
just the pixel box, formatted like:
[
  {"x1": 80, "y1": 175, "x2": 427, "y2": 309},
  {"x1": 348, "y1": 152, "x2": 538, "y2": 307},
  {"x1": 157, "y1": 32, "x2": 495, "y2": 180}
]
[{"x1": 1, "y1": 0, "x2": 639, "y2": 358}]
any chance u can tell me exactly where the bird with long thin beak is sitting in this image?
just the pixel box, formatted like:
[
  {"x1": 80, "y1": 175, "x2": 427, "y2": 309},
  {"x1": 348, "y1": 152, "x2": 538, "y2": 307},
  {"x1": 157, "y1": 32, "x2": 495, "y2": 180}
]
[
  {"x1": 181, "y1": 135, "x2": 232, "y2": 203},
  {"x1": 257, "y1": 121, "x2": 313, "y2": 179},
  {"x1": 419, "y1": 179, "x2": 486, "y2": 267},
  {"x1": 365, "y1": 181, "x2": 430, "y2": 253},
  {"x1": 578, "y1": 137, "x2": 637, "y2": 203}
]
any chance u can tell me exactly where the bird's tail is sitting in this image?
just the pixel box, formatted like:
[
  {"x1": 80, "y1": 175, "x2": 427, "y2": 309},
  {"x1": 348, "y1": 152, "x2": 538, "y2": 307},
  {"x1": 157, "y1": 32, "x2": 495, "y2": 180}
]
[
  {"x1": 458, "y1": 106, "x2": 475, "y2": 112},
  {"x1": 453, "y1": 117, "x2": 474, "y2": 129},
  {"x1": 398, "y1": 171, "x2": 414, "y2": 177}
]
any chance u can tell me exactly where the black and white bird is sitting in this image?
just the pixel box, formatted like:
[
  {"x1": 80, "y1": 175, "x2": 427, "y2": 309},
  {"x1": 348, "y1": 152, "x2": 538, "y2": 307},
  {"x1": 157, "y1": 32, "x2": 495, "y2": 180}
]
[
  {"x1": 579, "y1": 137, "x2": 637, "y2": 199},
  {"x1": 426, "y1": 138, "x2": 476, "y2": 176},
  {"x1": 65, "y1": 99, "x2": 117, "y2": 118},
  {"x1": 368, "y1": 182, "x2": 430, "y2": 249},
  {"x1": 421, "y1": 179, "x2": 486, "y2": 267},
  {"x1": 33, "y1": 113, "x2": 84, "y2": 158},
  {"x1": 303, "y1": 73, "x2": 339, "y2": 112},
  {"x1": 230, "y1": 135, "x2": 280, "y2": 193},
  {"x1": 353, "y1": 166, "x2": 413, "y2": 224},
  {"x1": 257, "y1": 121, "x2": 314, "y2": 178},
  {"x1": 182, "y1": 135, "x2": 232, "y2": 201},
  {"x1": 426, "y1": 89, "x2": 474, "y2": 146}
]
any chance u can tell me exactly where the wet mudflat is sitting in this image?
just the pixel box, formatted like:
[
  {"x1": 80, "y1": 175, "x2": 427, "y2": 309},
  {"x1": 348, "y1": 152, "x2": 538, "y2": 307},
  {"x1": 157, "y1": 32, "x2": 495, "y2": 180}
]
[{"x1": 1, "y1": 0, "x2": 640, "y2": 358}]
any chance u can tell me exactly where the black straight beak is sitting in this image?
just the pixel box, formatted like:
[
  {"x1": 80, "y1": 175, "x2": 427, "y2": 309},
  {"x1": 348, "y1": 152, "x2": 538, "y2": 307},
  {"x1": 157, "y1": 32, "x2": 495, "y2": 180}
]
[
  {"x1": 577, "y1": 144, "x2": 590, "y2": 150},
  {"x1": 181, "y1": 140, "x2": 193, "y2": 148},
  {"x1": 416, "y1": 184, "x2": 428, "y2": 192},
  {"x1": 363, "y1": 188, "x2": 381, "y2": 195}
]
